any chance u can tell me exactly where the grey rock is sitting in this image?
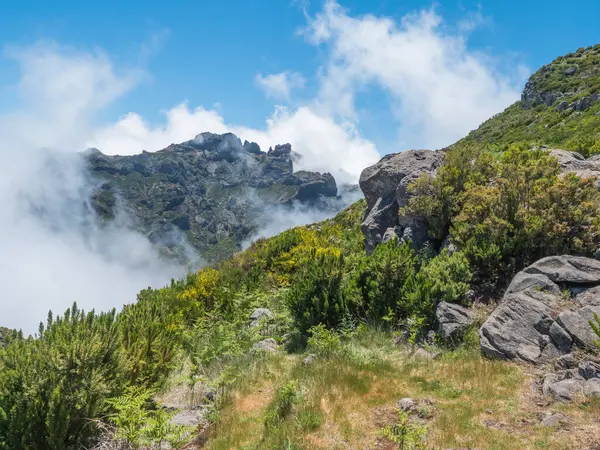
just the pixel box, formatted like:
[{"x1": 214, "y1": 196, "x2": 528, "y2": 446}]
[
  {"x1": 575, "y1": 285, "x2": 600, "y2": 307},
  {"x1": 480, "y1": 292, "x2": 558, "y2": 363},
  {"x1": 524, "y1": 255, "x2": 600, "y2": 284},
  {"x1": 412, "y1": 347, "x2": 440, "y2": 360},
  {"x1": 557, "y1": 101, "x2": 569, "y2": 112},
  {"x1": 557, "y1": 305, "x2": 600, "y2": 348},
  {"x1": 439, "y1": 236, "x2": 457, "y2": 256},
  {"x1": 382, "y1": 226, "x2": 400, "y2": 244},
  {"x1": 548, "y1": 148, "x2": 600, "y2": 191},
  {"x1": 504, "y1": 271, "x2": 559, "y2": 296},
  {"x1": 564, "y1": 67, "x2": 577, "y2": 76},
  {"x1": 170, "y1": 408, "x2": 207, "y2": 426},
  {"x1": 584, "y1": 378, "x2": 600, "y2": 397},
  {"x1": 303, "y1": 354, "x2": 316, "y2": 365},
  {"x1": 359, "y1": 150, "x2": 443, "y2": 254},
  {"x1": 397, "y1": 398, "x2": 416, "y2": 412},
  {"x1": 578, "y1": 360, "x2": 600, "y2": 379},
  {"x1": 548, "y1": 322, "x2": 573, "y2": 353},
  {"x1": 252, "y1": 338, "x2": 279, "y2": 353},
  {"x1": 540, "y1": 412, "x2": 565, "y2": 427},
  {"x1": 249, "y1": 308, "x2": 274, "y2": 328},
  {"x1": 361, "y1": 193, "x2": 399, "y2": 254},
  {"x1": 555, "y1": 353, "x2": 577, "y2": 370},
  {"x1": 480, "y1": 255, "x2": 600, "y2": 364},
  {"x1": 542, "y1": 376, "x2": 585, "y2": 401},
  {"x1": 435, "y1": 302, "x2": 475, "y2": 341}
]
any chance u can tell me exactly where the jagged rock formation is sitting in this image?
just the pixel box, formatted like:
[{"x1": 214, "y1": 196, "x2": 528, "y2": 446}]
[
  {"x1": 479, "y1": 255, "x2": 600, "y2": 364},
  {"x1": 85, "y1": 132, "x2": 339, "y2": 263},
  {"x1": 358, "y1": 150, "x2": 444, "y2": 254}
]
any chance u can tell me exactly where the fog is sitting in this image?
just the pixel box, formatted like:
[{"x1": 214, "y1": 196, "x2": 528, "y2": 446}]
[
  {"x1": 0, "y1": 44, "x2": 362, "y2": 335},
  {"x1": 0, "y1": 44, "x2": 189, "y2": 334}
]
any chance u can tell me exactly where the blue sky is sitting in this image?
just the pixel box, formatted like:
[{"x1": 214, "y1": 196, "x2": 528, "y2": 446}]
[{"x1": 0, "y1": 0, "x2": 599, "y2": 181}]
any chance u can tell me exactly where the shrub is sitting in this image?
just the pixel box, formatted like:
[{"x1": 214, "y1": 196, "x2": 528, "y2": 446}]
[
  {"x1": 406, "y1": 144, "x2": 600, "y2": 288},
  {"x1": 402, "y1": 250, "x2": 472, "y2": 337},
  {"x1": 0, "y1": 304, "x2": 124, "y2": 450},
  {"x1": 264, "y1": 381, "x2": 300, "y2": 429},
  {"x1": 306, "y1": 324, "x2": 345, "y2": 358},
  {"x1": 286, "y1": 248, "x2": 348, "y2": 338},
  {"x1": 350, "y1": 240, "x2": 416, "y2": 322}
]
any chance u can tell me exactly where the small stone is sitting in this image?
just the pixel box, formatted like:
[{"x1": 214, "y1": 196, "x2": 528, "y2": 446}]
[
  {"x1": 252, "y1": 338, "x2": 278, "y2": 353},
  {"x1": 303, "y1": 354, "x2": 316, "y2": 365},
  {"x1": 584, "y1": 378, "x2": 600, "y2": 397},
  {"x1": 249, "y1": 308, "x2": 274, "y2": 328},
  {"x1": 397, "y1": 398, "x2": 416, "y2": 412},
  {"x1": 578, "y1": 361, "x2": 600, "y2": 379},
  {"x1": 540, "y1": 412, "x2": 564, "y2": 427},
  {"x1": 484, "y1": 409, "x2": 493, "y2": 414},
  {"x1": 412, "y1": 347, "x2": 440, "y2": 360}
]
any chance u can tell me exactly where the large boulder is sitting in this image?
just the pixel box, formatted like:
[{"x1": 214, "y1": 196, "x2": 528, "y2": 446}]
[
  {"x1": 359, "y1": 150, "x2": 444, "y2": 254},
  {"x1": 480, "y1": 256, "x2": 600, "y2": 364}
]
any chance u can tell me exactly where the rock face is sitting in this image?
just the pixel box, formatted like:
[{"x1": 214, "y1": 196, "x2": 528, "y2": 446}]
[
  {"x1": 85, "y1": 132, "x2": 340, "y2": 263},
  {"x1": 358, "y1": 150, "x2": 444, "y2": 254},
  {"x1": 435, "y1": 302, "x2": 476, "y2": 342},
  {"x1": 547, "y1": 148, "x2": 600, "y2": 189},
  {"x1": 479, "y1": 255, "x2": 600, "y2": 365}
]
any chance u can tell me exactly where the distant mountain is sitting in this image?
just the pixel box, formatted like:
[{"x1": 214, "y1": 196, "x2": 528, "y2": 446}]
[
  {"x1": 456, "y1": 44, "x2": 600, "y2": 153},
  {"x1": 84, "y1": 132, "x2": 350, "y2": 264}
]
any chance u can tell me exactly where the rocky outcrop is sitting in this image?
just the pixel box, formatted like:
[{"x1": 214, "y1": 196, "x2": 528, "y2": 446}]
[
  {"x1": 85, "y1": 132, "x2": 340, "y2": 263},
  {"x1": 358, "y1": 150, "x2": 444, "y2": 254},
  {"x1": 547, "y1": 148, "x2": 600, "y2": 189},
  {"x1": 479, "y1": 256, "x2": 600, "y2": 365},
  {"x1": 435, "y1": 302, "x2": 476, "y2": 342}
]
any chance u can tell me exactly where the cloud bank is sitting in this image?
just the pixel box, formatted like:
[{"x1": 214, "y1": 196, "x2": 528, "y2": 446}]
[{"x1": 0, "y1": 44, "x2": 184, "y2": 334}]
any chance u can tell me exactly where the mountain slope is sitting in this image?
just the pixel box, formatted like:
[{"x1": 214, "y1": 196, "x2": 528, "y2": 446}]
[
  {"x1": 456, "y1": 44, "x2": 600, "y2": 153},
  {"x1": 85, "y1": 132, "x2": 343, "y2": 263}
]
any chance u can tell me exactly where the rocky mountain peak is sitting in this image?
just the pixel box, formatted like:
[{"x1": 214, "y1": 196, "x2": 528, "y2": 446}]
[
  {"x1": 85, "y1": 132, "x2": 342, "y2": 263},
  {"x1": 521, "y1": 45, "x2": 600, "y2": 111}
]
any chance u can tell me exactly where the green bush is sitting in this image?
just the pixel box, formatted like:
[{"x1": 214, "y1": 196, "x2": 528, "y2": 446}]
[
  {"x1": 286, "y1": 249, "x2": 349, "y2": 339},
  {"x1": 306, "y1": 324, "x2": 345, "y2": 358},
  {"x1": 350, "y1": 240, "x2": 416, "y2": 322},
  {"x1": 406, "y1": 144, "x2": 600, "y2": 288},
  {"x1": 0, "y1": 304, "x2": 124, "y2": 450}
]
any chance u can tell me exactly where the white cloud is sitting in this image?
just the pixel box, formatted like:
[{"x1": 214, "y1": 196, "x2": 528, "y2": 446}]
[
  {"x1": 0, "y1": 43, "x2": 186, "y2": 334},
  {"x1": 304, "y1": 1, "x2": 525, "y2": 149},
  {"x1": 255, "y1": 71, "x2": 306, "y2": 101}
]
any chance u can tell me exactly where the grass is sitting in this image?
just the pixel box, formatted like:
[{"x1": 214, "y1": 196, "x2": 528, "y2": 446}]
[{"x1": 196, "y1": 329, "x2": 600, "y2": 450}]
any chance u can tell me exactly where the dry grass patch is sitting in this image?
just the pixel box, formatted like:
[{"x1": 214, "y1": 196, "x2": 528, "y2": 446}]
[{"x1": 201, "y1": 332, "x2": 600, "y2": 449}]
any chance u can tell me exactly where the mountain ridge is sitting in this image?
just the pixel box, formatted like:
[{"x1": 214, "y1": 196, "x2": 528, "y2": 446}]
[{"x1": 85, "y1": 131, "x2": 347, "y2": 263}]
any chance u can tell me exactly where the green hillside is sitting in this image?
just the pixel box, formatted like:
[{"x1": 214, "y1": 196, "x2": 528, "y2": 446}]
[{"x1": 456, "y1": 44, "x2": 600, "y2": 154}]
